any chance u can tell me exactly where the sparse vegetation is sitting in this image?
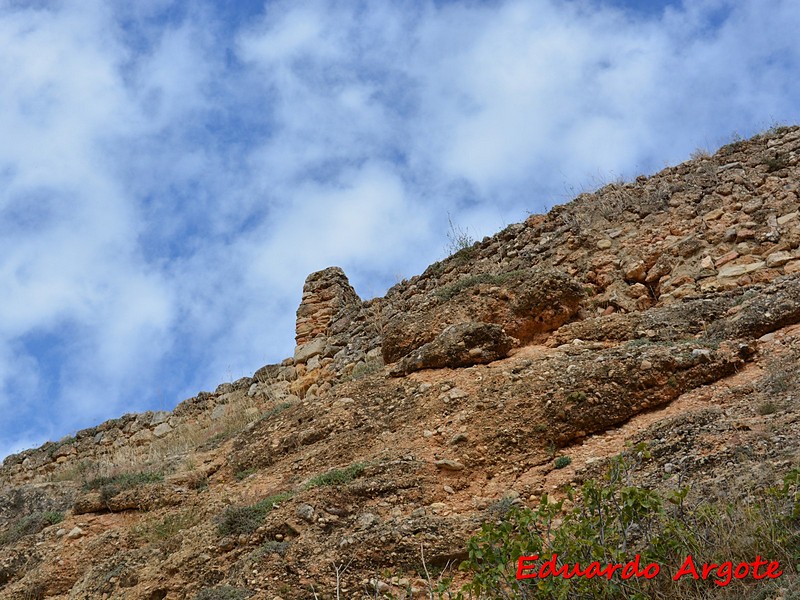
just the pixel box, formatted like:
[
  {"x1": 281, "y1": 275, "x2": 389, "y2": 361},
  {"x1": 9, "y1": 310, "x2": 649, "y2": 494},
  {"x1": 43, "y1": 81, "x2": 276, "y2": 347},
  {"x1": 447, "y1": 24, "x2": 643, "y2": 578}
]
[
  {"x1": 253, "y1": 539, "x2": 290, "y2": 558},
  {"x1": 757, "y1": 400, "x2": 778, "y2": 416},
  {"x1": 435, "y1": 270, "x2": 525, "y2": 301},
  {"x1": 766, "y1": 154, "x2": 789, "y2": 172},
  {"x1": 234, "y1": 467, "x2": 257, "y2": 481},
  {"x1": 0, "y1": 511, "x2": 64, "y2": 545},
  {"x1": 134, "y1": 508, "x2": 201, "y2": 543},
  {"x1": 446, "y1": 215, "x2": 475, "y2": 256},
  {"x1": 565, "y1": 391, "x2": 586, "y2": 403},
  {"x1": 83, "y1": 470, "x2": 164, "y2": 504},
  {"x1": 217, "y1": 492, "x2": 293, "y2": 536},
  {"x1": 306, "y1": 462, "x2": 367, "y2": 489}
]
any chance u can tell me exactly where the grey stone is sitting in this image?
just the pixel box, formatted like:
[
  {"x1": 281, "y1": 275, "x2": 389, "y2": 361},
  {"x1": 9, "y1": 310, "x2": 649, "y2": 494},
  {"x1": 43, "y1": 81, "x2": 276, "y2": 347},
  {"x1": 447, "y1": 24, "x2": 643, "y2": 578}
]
[{"x1": 294, "y1": 337, "x2": 326, "y2": 364}]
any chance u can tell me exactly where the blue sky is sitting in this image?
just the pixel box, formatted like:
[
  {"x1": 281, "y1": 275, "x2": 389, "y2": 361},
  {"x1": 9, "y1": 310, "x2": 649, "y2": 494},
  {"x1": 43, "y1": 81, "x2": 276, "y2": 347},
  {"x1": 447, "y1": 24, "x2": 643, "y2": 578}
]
[{"x1": 1, "y1": 0, "x2": 798, "y2": 459}]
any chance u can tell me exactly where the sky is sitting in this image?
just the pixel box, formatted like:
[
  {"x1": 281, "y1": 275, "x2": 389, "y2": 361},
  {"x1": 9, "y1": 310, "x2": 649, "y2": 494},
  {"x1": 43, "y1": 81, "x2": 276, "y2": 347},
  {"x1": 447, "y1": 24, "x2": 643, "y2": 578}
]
[{"x1": 0, "y1": 0, "x2": 798, "y2": 460}]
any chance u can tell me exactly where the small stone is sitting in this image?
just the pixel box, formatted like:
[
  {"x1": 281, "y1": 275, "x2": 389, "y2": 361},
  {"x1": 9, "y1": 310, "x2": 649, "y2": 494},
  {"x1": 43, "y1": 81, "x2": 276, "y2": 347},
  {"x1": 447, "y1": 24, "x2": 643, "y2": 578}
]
[
  {"x1": 435, "y1": 459, "x2": 465, "y2": 471},
  {"x1": 443, "y1": 485, "x2": 455, "y2": 494},
  {"x1": 714, "y1": 250, "x2": 739, "y2": 267},
  {"x1": 640, "y1": 360, "x2": 653, "y2": 370},
  {"x1": 357, "y1": 512, "x2": 380, "y2": 529},
  {"x1": 784, "y1": 260, "x2": 800, "y2": 274},
  {"x1": 597, "y1": 239, "x2": 612, "y2": 250},
  {"x1": 717, "y1": 261, "x2": 765, "y2": 278},
  {"x1": 56, "y1": 528, "x2": 66, "y2": 537},
  {"x1": 704, "y1": 208, "x2": 725, "y2": 220},
  {"x1": 423, "y1": 430, "x2": 434, "y2": 438},
  {"x1": 624, "y1": 261, "x2": 647, "y2": 282},
  {"x1": 691, "y1": 349, "x2": 712, "y2": 360},
  {"x1": 700, "y1": 255, "x2": 714, "y2": 270},
  {"x1": 296, "y1": 504, "x2": 316, "y2": 523},
  {"x1": 766, "y1": 251, "x2": 794, "y2": 268},
  {"x1": 777, "y1": 211, "x2": 798, "y2": 225},
  {"x1": 152, "y1": 423, "x2": 172, "y2": 438},
  {"x1": 448, "y1": 387, "x2": 469, "y2": 400},
  {"x1": 449, "y1": 433, "x2": 468, "y2": 445},
  {"x1": 66, "y1": 527, "x2": 84, "y2": 539}
]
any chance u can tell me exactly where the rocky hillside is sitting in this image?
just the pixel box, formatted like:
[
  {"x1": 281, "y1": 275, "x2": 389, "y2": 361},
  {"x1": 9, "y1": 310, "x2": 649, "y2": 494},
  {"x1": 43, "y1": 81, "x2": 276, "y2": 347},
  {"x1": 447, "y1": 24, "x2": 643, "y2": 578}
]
[{"x1": 1, "y1": 126, "x2": 800, "y2": 599}]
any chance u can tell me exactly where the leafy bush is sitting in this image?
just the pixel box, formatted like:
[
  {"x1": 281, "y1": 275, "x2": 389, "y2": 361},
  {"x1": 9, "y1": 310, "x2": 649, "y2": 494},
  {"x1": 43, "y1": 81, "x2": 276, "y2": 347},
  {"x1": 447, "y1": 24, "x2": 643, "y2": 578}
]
[{"x1": 217, "y1": 492, "x2": 293, "y2": 536}]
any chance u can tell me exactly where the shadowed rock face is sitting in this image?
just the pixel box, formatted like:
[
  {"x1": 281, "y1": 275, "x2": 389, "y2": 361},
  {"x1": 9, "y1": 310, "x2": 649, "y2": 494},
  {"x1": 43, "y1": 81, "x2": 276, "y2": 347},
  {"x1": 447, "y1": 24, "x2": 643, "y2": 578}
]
[{"x1": 389, "y1": 322, "x2": 514, "y2": 376}]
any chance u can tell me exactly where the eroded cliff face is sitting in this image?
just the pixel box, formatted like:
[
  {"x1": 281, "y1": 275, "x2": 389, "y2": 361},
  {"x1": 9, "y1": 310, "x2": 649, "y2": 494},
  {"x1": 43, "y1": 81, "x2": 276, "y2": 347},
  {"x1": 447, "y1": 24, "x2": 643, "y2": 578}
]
[{"x1": 1, "y1": 126, "x2": 800, "y2": 599}]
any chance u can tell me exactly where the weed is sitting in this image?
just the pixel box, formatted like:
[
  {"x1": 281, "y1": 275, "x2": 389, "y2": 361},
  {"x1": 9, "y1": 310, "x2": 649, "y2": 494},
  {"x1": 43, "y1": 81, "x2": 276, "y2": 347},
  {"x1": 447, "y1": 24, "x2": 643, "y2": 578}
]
[
  {"x1": 434, "y1": 270, "x2": 525, "y2": 301},
  {"x1": 217, "y1": 492, "x2": 293, "y2": 536},
  {"x1": 0, "y1": 511, "x2": 64, "y2": 545},
  {"x1": 446, "y1": 214, "x2": 475, "y2": 255},
  {"x1": 554, "y1": 456, "x2": 572, "y2": 469},
  {"x1": 306, "y1": 463, "x2": 367, "y2": 489},
  {"x1": 565, "y1": 391, "x2": 586, "y2": 403},
  {"x1": 235, "y1": 468, "x2": 257, "y2": 481},
  {"x1": 766, "y1": 154, "x2": 789, "y2": 172},
  {"x1": 83, "y1": 471, "x2": 163, "y2": 505},
  {"x1": 260, "y1": 402, "x2": 293, "y2": 421},
  {"x1": 253, "y1": 539, "x2": 290, "y2": 558},
  {"x1": 455, "y1": 452, "x2": 800, "y2": 599},
  {"x1": 135, "y1": 508, "x2": 201, "y2": 543},
  {"x1": 757, "y1": 401, "x2": 778, "y2": 416}
]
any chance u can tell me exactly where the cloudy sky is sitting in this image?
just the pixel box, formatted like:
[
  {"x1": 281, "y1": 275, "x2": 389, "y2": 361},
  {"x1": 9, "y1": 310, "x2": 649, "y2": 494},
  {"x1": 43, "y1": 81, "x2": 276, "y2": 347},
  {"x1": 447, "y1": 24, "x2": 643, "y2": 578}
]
[{"x1": 0, "y1": 0, "x2": 798, "y2": 459}]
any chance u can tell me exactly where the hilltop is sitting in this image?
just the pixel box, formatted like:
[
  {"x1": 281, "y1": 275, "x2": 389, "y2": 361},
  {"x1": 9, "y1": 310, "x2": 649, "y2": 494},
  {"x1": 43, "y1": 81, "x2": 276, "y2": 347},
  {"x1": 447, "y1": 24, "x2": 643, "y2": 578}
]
[{"x1": 1, "y1": 126, "x2": 800, "y2": 599}]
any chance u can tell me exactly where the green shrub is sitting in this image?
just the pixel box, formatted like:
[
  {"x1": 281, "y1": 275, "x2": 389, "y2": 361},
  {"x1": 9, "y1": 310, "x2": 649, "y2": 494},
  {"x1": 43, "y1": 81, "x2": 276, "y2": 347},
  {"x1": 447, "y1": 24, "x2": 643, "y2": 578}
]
[
  {"x1": 217, "y1": 492, "x2": 293, "y2": 536},
  {"x1": 305, "y1": 463, "x2": 367, "y2": 489},
  {"x1": 553, "y1": 456, "x2": 572, "y2": 469}
]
